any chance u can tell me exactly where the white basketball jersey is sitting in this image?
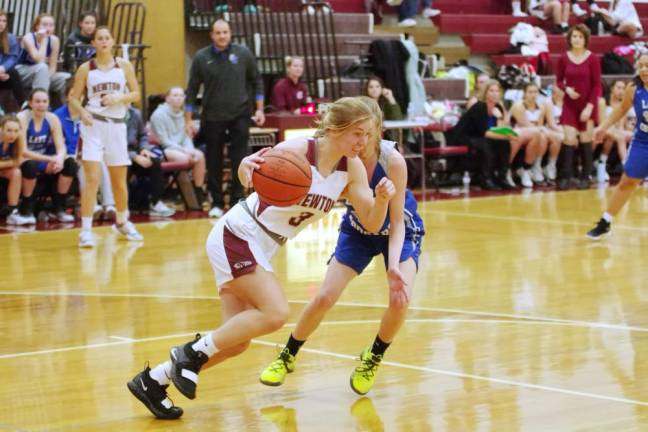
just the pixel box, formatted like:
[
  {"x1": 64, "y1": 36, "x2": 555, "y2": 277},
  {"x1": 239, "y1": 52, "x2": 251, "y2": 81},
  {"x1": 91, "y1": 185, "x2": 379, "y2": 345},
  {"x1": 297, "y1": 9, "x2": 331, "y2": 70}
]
[
  {"x1": 85, "y1": 58, "x2": 127, "y2": 119},
  {"x1": 244, "y1": 138, "x2": 349, "y2": 240}
]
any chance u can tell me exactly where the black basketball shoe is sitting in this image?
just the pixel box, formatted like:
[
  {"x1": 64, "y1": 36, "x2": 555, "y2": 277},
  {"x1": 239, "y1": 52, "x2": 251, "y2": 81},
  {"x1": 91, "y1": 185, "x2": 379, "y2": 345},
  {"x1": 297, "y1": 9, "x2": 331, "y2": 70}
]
[
  {"x1": 170, "y1": 333, "x2": 209, "y2": 399},
  {"x1": 127, "y1": 365, "x2": 183, "y2": 419},
  {"x1": 587, "y1": 218, "x2": 611, "y2": 240}
]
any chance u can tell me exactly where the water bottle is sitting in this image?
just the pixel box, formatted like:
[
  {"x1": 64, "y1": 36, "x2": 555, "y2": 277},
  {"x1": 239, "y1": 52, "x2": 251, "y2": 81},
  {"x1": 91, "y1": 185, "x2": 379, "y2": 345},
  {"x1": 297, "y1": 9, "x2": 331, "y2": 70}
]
[{"x1": 462, "y1": 171, "x2": 471, "y2": 187}]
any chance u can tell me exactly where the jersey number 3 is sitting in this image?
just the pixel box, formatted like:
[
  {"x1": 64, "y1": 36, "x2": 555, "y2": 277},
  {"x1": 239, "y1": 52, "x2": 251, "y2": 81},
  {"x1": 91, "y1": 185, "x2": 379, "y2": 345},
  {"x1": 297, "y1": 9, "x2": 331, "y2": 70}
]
[{"x1": 289, "y1": 212, "x2": 314, "y2": 227}]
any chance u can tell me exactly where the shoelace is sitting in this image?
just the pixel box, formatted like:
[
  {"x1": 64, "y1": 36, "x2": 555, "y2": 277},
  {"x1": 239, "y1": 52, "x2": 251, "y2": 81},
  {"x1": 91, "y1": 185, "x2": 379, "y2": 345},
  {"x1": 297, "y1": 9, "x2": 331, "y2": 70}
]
[
  {"x1": 356, "y1": 353, "x2": 381, "y2": 379},
  {"x1": 268, "y1": 349, "x2": 292, "y2": 373}
]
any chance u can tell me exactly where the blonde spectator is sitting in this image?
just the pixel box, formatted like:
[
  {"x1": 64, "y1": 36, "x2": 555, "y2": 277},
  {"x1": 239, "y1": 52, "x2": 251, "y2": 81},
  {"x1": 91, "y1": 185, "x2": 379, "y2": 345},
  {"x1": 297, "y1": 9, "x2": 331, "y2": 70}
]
[{"x1": 150, "y1": 86, "x2": 207, "y2": 206}]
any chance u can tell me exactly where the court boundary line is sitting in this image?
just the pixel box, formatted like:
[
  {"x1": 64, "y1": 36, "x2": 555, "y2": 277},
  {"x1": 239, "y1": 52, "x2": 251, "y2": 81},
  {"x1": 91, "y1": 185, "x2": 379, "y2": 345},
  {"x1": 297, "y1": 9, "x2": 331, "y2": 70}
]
[
  {"x1": 0, "y1": 324, "x2": 645, "y2": 407},
  {"x1": 1, "y1": 290, "x2": 645, "y2": 333},
  {"x1": 424, "y1": 209, "x2": 648, "y2": 232}
]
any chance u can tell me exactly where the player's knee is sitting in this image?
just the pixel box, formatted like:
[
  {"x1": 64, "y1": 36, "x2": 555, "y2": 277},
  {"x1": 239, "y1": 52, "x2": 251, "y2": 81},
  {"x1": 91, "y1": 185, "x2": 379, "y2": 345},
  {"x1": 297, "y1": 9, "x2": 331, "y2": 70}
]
[
  {"x1": 61, "y1": 158, "x2": 78, "y2": 177},
  {"x1": 388, "y1": 296, "x2": 410, "y2": 313},
  {"x1": 20, "y1": 160, "x2": 38, "y2": 179},
  {"x1": 312, "y1": 292, "x2": 338, "y2": 312},
  {"x1": 33, "y1": 63, "x2": 48, "y2": 74},
  {"x1": 264, "y1": 305, "x2": 290, "y2": 332},
  {"x1": 8, "y1": 167, "x2": 21, "y2": 181},
  {"x1": 619, "y1": 178, "x2": 637, "y2": 190},
  {"x1": 84, "y1": 170, "x2": 100, "y2": 187}
]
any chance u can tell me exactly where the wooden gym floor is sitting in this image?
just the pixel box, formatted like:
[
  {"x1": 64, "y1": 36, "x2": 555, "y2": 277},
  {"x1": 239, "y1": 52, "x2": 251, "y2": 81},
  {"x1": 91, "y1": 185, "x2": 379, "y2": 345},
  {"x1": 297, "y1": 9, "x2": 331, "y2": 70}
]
[{"x1": 0, "y1": 188, "x2": 647, "y2": 431}]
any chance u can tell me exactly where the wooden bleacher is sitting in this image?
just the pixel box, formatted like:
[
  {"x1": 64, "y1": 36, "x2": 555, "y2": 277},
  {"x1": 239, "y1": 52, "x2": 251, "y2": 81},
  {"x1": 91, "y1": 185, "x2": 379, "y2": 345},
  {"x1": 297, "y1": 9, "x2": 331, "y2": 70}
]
[{"x1": 431, "y1": 0, "x2": 648, "y2": 75}]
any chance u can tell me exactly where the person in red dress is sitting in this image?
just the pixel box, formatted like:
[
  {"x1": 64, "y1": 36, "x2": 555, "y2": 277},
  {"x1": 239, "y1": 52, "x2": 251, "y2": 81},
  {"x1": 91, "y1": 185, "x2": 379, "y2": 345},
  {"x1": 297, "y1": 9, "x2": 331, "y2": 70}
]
[
  {"x1": 555, "y1": 24, "x2": 602, "y2": 190},
  {"x1": 270, "y1": 56, "x2": 309, "y2": 114}
]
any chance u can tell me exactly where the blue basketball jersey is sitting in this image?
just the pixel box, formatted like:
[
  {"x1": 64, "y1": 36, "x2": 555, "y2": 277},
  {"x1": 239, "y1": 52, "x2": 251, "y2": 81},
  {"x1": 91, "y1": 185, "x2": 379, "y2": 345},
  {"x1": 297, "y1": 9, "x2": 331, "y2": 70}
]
[
  {"x1": 18, "y1": 33, "x2": 52, "y2": 65},
  {"x1": 340, "y1": 140, "x2": 423, "y2": 237},
  {"x1": 26, "y1": 115, "x2": 54, "y2": 155},
  {"x1": 0, "y1": 141, "x2": 14, "y2": 160},
  {"x1": 632, "y1": 82, "x2": 648, "y2": 143}
]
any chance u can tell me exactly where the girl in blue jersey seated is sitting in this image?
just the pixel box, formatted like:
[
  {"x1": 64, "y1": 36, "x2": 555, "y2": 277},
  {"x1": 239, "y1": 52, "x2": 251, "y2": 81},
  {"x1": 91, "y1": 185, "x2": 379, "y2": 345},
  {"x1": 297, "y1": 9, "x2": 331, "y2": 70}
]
[
  {"x1": 0, "y1": 115, "x2": 31, "y2": 225},
  {"x1": 17, "y1": 88, "x2": 76, "y2": 223},
  {"x1": 259, "y1": 95, "x2": 425, "y2": 395},
  {"x1": 588, "y1": 53, "x2": 648, "y2": 240}
]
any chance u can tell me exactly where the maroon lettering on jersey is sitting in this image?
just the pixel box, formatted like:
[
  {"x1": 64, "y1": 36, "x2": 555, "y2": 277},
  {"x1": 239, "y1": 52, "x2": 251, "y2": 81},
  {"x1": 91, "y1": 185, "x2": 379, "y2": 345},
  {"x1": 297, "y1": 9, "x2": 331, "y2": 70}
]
[
  {"x1": 299, "y1": 193, "x2": 334, "y2": 213},
  {"x1": 92, "y1": 82, "x2": 122, "y2": 94}
]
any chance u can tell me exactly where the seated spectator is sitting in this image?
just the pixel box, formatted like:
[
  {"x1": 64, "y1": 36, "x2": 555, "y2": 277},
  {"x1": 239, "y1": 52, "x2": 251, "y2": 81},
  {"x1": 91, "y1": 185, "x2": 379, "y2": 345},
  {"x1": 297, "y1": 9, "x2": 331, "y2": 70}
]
[
  {"x1": 528, "y1": 0, "x2": 570, "y2": 34},
  {"x1": 54, "y1": 79, "x2": 115, "y2": 220},
  {"x1": 0, "y1": 115, "x2": 29, "y2": 224},
  {"x1": 365, "y1": 76, "x2": 403, "y2": 121},
  {"x1": 452, "y1": 79, "x2": 516, "y2": 190},
  {"x1": 591, "y1": 0, "x2": 642, "y2": 39},
  {"x1": 63, "y1": 11, "x2": 97, "y2": 72},
  {"x1": 127, "y1": 106, "x2": 175, "y2": 217},
  {"x1": 365, "y1": 76, "x2": 403, "y2": 142},
  {"x1": 271, "y1": 57, "x2": 308, "y2": 114},
  {"x1": 509, "y1": 83, "x2": 549, "y2": 187},
  {"x1": 0, "y1": 10, "x2": 25, "y2": 109},
  {"x1": 16, "y1": 14, "x2": 70, "y2": 106},
  {"x1": 18, "y1": 88, "x2": 76, "y2": 222},
  {"x1": 467, "y1": 73, "x2": 490, "y2": 109},
  {"x1": 595, "y1": 79, "x2": 631, "y2": 183},
  {"x1": 150, "y1": 86, "x2": 206, "y2": 206},
  {"x1": 395, "y1": 0, "x2": 440, "y2": 27},
  {"x1": 512, "y1": 1, "x2": 528, "y2": 17},
  {"x1": 540, "y1": 85, "x2": 564, "y2": 182},
  {"x1": 570, "y1": 0, "x2": 589, "y2": 17}
]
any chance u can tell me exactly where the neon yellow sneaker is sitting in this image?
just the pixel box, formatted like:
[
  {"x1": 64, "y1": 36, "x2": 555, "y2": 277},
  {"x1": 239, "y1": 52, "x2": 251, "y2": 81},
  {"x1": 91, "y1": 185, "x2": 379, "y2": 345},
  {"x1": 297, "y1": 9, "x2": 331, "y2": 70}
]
[
  {"x1": 350, "y1": 348, "x2": 382, "y2": 395},
  {"x1": 259, "y1": 347, "x2": 296, "y2": 386}
]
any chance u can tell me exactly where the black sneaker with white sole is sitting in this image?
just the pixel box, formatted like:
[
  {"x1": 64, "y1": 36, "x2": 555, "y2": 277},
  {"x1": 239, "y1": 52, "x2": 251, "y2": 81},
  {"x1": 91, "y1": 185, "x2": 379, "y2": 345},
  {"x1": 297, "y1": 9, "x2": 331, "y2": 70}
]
[
  {"x1": 587, "y1": 218, "x2": 611, "y2": 240},
  {"x1": 127, "y1": 365, "x2": 183, "y2": 419},
  {"x1": 170, "y1": 334, "x2": 209, "y2": 400}
]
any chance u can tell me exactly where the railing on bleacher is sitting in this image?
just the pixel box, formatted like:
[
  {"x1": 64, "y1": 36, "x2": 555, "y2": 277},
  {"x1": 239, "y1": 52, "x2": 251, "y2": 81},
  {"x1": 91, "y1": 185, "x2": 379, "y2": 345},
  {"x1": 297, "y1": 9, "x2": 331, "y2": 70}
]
[
  {"x1": 185, "y1": 0, "x2": 342, "y2": 100},
  {"x1": 0, "y1": 0, "x2": 109, "y2": 44}
]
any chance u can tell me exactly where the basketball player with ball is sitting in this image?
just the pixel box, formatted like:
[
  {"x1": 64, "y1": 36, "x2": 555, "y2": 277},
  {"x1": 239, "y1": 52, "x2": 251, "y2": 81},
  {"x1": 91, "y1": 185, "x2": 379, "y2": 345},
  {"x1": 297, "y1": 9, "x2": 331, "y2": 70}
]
[
  {"x1": 127, "y1": 97, "x2": 395, "y2": 419},
  {"x1": 259, "y1": 96, "x2": 424, "y2": 395}
]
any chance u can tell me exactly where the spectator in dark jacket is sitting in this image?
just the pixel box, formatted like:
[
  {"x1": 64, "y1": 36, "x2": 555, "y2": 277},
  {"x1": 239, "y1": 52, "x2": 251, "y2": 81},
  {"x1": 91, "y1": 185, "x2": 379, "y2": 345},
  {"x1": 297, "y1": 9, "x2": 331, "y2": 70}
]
[
  {"x1": 185, "y1": 18, "x2": 265, "y2": 218},
  {"x1": 127, "y1": 106, "x2": 175, "y2": 217},
  {"x1": 0, "y1": 10, "x2": 25, "y2": 107},
  {"x1": 62, "y1": 11, "x2": 97, "y2": 72},
  {"x1": 452, "y1": 79, "x2": 516, "y2": 190}
]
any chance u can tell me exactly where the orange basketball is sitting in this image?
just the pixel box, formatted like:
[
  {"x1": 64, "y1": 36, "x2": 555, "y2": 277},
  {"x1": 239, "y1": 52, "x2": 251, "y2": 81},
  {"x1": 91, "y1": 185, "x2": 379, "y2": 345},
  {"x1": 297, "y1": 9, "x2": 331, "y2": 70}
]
[{"x1": 252, "y1": 148, "x2": 312, "y2": 207}]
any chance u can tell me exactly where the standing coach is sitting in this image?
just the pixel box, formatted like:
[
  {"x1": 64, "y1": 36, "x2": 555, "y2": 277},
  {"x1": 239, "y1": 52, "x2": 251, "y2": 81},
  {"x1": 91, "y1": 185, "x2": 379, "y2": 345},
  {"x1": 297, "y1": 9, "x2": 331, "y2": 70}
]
[{"x1": 186, "y1": 18, "x2": 265, "y2": 218}]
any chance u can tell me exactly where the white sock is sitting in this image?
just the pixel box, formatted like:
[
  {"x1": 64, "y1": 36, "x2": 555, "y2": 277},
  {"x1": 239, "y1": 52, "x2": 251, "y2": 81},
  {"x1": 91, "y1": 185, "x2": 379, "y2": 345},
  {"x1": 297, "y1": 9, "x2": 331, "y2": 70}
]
[
  {"x1": 512, "y1": 1, "x2": 522, "y2": 14},
  {"x1": 192, "y1": 333, "x2": 219, "y2": 357},
  {"x1": 561, "y1": 22, "x2": 568, "y2": 29},
  {"x1": 81, "y1": 217, "x2": 92, "y2": 231},
  {"x1": 533, "y1": 158, "x2": 542, "y2": 169},
  {"x1": 116, "y1": 211, "x2": 127, "y2": 225},
  {"x1": 149, "y1": 361, "x2": 172, "y2": 386},
  {"x1": 602, "y1": 212, "x2": 613, "y2": 223},
  {"x1": 599, "y1": 154, "x2": 608, "y2": 164}
]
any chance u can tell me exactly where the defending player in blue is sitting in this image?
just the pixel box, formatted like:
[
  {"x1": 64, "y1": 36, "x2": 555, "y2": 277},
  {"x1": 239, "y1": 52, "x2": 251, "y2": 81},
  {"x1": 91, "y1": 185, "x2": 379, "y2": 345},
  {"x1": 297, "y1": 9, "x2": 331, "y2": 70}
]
[
  {"x1": 260, "y1": 96, "x2": 425, "y2": 395},
  {"x1": 588, "y1": 53, "x2": 648, "y2": 240}
]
